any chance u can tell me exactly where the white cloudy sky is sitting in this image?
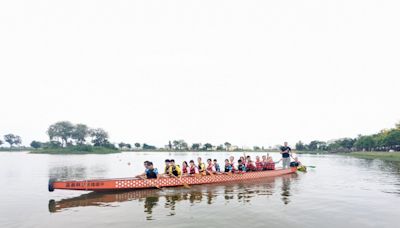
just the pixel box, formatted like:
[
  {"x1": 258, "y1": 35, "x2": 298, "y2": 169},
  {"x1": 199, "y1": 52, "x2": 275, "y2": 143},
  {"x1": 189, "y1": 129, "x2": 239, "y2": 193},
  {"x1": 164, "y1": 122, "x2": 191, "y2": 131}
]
[{"x1": 1, "y1": 0, "x2": 399, "y2": 148}]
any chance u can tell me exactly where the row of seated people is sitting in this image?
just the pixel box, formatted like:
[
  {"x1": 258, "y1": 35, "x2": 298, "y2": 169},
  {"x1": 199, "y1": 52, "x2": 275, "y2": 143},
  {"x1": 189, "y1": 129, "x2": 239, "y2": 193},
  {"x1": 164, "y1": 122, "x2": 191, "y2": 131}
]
[{"x1": 138, "y1": 155, "x2": 280, "y2": 179}]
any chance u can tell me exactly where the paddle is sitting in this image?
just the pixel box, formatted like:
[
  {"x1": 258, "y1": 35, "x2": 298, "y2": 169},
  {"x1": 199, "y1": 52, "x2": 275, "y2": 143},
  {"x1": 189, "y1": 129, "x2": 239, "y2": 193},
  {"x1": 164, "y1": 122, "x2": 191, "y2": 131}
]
[
  {"x1": 305, "y1": 165, "x2": 316, "y2": 168},
  {"x1": 171, "y1": 175, "x2": 191, "y2": 188}
]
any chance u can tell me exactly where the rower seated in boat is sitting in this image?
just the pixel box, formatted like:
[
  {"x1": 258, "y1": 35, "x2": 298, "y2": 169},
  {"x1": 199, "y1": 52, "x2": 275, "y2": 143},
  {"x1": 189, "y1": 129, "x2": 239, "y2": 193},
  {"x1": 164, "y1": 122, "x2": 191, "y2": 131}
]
[
  {"x1": 167, "y1": 159, "x2": 182, "y2": 177},
  {"x1": 224, "y1": 159, "x2": 233, "y2": 173},
  {"x1": 136, "y1": 161, "x2": 150, "y2": 178},
  {"x1": 188, "y1": 160, "x2": 199, "y2": 175},
  {"x1": 245, "y1": 157, "x2": 256, "y2": 172},
  {"x1": 264, "y1": 157, "x2": 276, "y2": 170},
  {"x1": 145, "y1": 162, "x2": 159, "y2": 179},
  {"x1": 229, "y1": 156, "x2": 236, "y2": 171},
  {"x1": 197, "y1": 157, "x2": 207, "y2": 176},
  {"x1": 182, "y1": 161, "x2": 189, "y2": 175},
  {"x1": 206, "y1": 158, "x2": 216, "y2": 174},
  {"x1": 162, "y1": 159, "x2": 171, "y2": 177},
  {"x1": 290, "y1": 157, "x2": 302, "y2": 167},
  {"x1": 255, "y1": 156, "x2": 263, "y2": 171},
  {"x1": 237, "y1": 159, "x2": 247, "y2": 173},
  {"x1": 213, "y1": 159, "x2": 221, "y2": 172}
]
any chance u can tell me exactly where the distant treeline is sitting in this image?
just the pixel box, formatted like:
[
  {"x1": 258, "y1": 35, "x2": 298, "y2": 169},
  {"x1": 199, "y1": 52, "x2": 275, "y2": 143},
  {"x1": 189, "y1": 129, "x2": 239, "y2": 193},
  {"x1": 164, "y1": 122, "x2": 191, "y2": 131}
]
[
  {"x1": 2, "y1": 121, "x2": 399, "y2": 153},
  {"x1": 296, "y1": 122, "x2": 400, "y2": 152}
]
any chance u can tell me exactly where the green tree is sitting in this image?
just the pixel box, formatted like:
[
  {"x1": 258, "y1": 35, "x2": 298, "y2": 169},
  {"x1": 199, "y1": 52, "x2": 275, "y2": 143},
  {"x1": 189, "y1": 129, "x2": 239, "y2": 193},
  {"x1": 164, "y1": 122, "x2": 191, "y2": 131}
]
[
  {"x1": 191, "y1": 143, "x2": 201, "y2": 150},
  {"x1": 203, "y1": 143, "x2": 212, "y2": 150},
  {"x1": 295, "y1": 141, "x2": 306, "y2": 151},
  {"x1": 30, "y1": 140, "x2": 42, "y2": 149},
  {"x1": 224, "y1": 142, "x2": 231, "y2": 151},
  {"x1": 72, "y1": 124, "x2": 89, "y2": 145},
  {"x1": 4, "y1": 134, "x2": 22, "y2": 148},
  {"x1": 308, "y1": 140, "x2": 323, "y2": 151},
  {"x1": 354, "y1": 135, "x2": 375, "y2": 151},
  {"x1": 90, "y1": 128, "x2": 109, "y2": 146},
  {"x1": 47, "y1": 121, "x2": 74, "y2": 147},
  {"x1": 118, "y1": 142, "x2": 126, "y2": 149},
  {"x1": 142, "y1": 143, "x2": 156, "y2": 150},
  {"x1": 0, "y1": 139, "x2": 3, "y2": 146},
  {"x1": 134, "y1": 143, "x2": 141, "y2": 149},
  {"x1": 172, "y1": 140, "x2": 179, "y2": 150},
  {"x1": 383, "y1": 129, "x2": 400, "y2": 148}
]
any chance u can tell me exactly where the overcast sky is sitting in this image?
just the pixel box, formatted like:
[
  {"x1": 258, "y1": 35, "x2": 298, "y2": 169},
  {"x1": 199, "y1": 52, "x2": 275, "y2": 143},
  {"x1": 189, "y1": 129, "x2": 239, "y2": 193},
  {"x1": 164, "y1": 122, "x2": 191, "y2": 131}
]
[{"x1": 1, "y1": 0, "x2": 399, "y2": 148}]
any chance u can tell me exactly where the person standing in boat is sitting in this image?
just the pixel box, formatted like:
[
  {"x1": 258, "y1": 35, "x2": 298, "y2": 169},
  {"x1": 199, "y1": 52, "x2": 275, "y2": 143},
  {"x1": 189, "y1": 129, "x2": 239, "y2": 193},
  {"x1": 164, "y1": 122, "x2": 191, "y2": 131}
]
[{"x1": 280, "y1": 142, "x2": 292, "y2": 169}]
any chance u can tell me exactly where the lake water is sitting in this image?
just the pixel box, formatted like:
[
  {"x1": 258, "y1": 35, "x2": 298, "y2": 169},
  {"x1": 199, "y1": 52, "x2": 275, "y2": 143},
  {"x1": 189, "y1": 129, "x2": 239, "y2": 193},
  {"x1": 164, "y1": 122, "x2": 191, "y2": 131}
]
[{"x1": 0, "y1": 151, "x2": 399, "y2": 228}]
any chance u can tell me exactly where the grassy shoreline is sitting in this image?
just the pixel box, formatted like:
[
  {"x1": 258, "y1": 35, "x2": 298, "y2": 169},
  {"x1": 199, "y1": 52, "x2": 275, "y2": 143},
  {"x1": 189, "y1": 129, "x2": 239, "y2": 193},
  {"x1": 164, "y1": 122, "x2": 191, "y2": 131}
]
[{"x1": 341, "y1": 151, "x2": 400, "y2": 162}]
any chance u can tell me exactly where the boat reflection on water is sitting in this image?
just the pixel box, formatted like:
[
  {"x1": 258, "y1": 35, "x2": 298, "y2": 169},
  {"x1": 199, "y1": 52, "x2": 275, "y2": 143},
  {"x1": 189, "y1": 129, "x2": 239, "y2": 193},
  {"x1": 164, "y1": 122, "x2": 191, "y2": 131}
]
[{"x1": 49, "y1": 174, "x2": 298, "y2": 219}]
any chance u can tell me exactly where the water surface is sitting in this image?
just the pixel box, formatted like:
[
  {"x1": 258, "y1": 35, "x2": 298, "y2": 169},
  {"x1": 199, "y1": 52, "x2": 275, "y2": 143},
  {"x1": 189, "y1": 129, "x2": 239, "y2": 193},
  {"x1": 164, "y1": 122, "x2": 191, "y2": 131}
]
[{"x1": 0, "y1": 151, "x2": 399, "y2": 228}]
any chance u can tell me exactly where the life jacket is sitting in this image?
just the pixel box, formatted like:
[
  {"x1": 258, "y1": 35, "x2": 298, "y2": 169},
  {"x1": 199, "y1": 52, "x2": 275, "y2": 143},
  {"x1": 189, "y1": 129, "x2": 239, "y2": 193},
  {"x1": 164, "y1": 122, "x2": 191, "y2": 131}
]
[
  {"x1": 265, "y1": 162, "x2": 275, "y2": 170},
  {"x1": 182, "y1": 166, "x2": 188, "y2": 173},
  {"x1": 169, "y1": 165, "x2": 181, "y2": 176},
  {"x1": 215, "y1": 163, "x2": 220, "y2": 172},
  {"x1": 198, "y1": 162, "x2": 206, "y2": 172},
  {"x1": 189, "y1": 166, "x2": 197, "y2": 174},
  {"x1": 246, "y1": 162, "x2": 256, "y2": 171},
  {"x1": 290, "y1": 162, "x2": 300, "y2": 167},
  {"x1": 207, "y1": 164, "x2": 214, "y2": 172},
  {"x1": 261, "y1": 161, "x2": 267, "y2": 170},
  {"x1": 255, "y1": 161, "x2": 263, "y2": 171},
  {"x1": 225, "y1": 164, "x2": 232, "y2": 172},
  {"x1": 146, "y1": 168, "x2": 158, "y2": 179},
  {"x1": 238, "y1": 164, "x2": 246, "y2": 172},
  {"x1": 164, "y1": 165, "x2": 170, "y2": 173}
]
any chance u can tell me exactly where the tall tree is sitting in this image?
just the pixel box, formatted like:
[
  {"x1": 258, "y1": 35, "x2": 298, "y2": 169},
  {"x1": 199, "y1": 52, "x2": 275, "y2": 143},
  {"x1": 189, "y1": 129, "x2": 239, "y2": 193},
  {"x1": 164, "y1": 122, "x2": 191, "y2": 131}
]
[
  {"x1": 191, "y1": 143, "x2": 201, "y2": 150},
  {"x1": 172, "y1": 140, "x2": 180, "y2": 150},
  {"x1": 134, "y1": 142, "x2": 141, "y2": 149},
  {"x1": 4, "y1": 134, "x2": 21, "y2": 148},
  {"x1": 47, "y1": 121, "x2": 74, "y2": 147},
  {"x1": 72, "y1": 124, "x2": 89, "y2": 145},
  {"x1": 354, "y1": 135, "x2": 375, "y2": 151},
  {"x1": 90, "y1": 128, "x2": 109, "y2": 146},
  {"x1": 383, "y1": 129, "x2": 400, "y2": 148},
  {"x1": 203, "y1": 143, "x2": 213, "y2": 150},
  {"x1": 295, "y1": 141, "x2": 306, "y2": 151},
  {"x1": 118, "y1": 142, "x2": 126, "y2": 150},
  {"x1": 224, "y1": 142, "x2": 231, "y2": 151},
  {"x1": 0, "y1": 139, "x2": 3, "y2": 146}
]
